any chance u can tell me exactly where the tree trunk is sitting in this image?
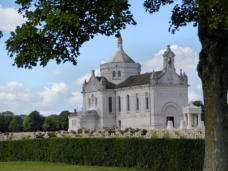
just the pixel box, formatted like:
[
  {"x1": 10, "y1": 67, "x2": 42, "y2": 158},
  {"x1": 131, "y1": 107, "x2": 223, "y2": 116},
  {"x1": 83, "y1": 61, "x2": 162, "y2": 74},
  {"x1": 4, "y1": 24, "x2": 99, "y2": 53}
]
[{"x1": 198, "y1": 16, "x2": 228, "y2": 170}]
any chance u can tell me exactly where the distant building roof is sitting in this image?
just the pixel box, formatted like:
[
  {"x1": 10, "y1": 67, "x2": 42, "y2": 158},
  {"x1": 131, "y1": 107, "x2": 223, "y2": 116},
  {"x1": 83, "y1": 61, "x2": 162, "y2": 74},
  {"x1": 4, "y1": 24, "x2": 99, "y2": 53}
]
[
  {"x1": 116, "y1": 71, "x2": 162, "y2": 88},
  {"x1": 96, "y1": 76, "x2": 116, "y2": 89},
  {"x1": 94, "y1": 72, "x2": 163, "y2": 89}
]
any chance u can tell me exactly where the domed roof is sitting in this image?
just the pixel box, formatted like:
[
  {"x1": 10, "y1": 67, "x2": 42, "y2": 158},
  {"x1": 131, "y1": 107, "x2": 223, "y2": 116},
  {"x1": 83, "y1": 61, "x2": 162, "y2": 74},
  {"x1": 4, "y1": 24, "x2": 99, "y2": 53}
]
[
  {"x1": 107, "y1": 48, "x2": 135, "y2": 63},
  {"x1": 106, "y1": 34, "x2": 135, "y2": 63}
]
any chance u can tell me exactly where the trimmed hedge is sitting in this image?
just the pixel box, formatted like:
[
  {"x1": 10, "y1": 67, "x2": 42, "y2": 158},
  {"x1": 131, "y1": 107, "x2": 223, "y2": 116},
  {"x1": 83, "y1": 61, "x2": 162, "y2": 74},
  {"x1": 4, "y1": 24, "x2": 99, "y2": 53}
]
[{"x1": 0, "y1": 138, "x2": 204, "y2": 170}]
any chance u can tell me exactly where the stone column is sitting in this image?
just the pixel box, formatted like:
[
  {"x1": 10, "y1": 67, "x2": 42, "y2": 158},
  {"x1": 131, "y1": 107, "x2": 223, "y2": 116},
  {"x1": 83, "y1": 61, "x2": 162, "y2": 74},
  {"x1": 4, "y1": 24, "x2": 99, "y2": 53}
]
[
  {"x1": 184, "y1": 114, "x2": 187, "y2": 123},
  {"x1": 197, "y1": 114, "x2": 201, "y2": 128},
  {"x1": 187, "y1": 113, "x2": 192, "y2": 129}
]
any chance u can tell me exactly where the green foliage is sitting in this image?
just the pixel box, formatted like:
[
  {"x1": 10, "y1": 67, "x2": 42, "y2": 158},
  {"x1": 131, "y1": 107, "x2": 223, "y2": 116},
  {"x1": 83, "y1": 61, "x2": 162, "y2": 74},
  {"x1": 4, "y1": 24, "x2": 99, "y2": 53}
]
[
  {"x1": 0, "y1": 112, "x2": 14, "y2": 132},
  {"x1": 141, "y1": 129, "x2": 147, "y2": 136},
  {"x1": 151, "y1": 132, "x2": 158, "y2": 139},
  {"x1": 23, "y1": 111, "x2": 45, "y2": 131},
  {"x1": 7, "y1": 0, "x2": 136, "y2": 68},
  {"x1": 43, "y1": 115, "x2": 60, "y2": 131},
  {"x1": 144, "y1": 0, "x2": 228, "y2": 33},
  {"x1": 59, "y1": 110, "x2": 70, "y2": 130},
  {"x1": 0, "y1": 138, "x2": 204, "y2": 170},
  {"x1": 8, "y1": 116, "x2": 23, "y2": 132},
  {"x1": 0, "y1": 30, "x2": 2, "y2": 38},
  {"x1": 47, "y1": 132, "x2": 57, "y2": 138},
  {"x1": 77, "y1": 129, "x2": 82, "y2": 134},
  {"x1": 1, "y1": 111, "x2": 14, "y2": 117},
  {"x1": 163, "y1": 132, "x2": 171, "y2": 139},
  {"x1": 108, "y1": 128, "x2": 115, "y2": 136},
  {"x1": 0, "y1": 161, "x2": 145, "y2": 171}
]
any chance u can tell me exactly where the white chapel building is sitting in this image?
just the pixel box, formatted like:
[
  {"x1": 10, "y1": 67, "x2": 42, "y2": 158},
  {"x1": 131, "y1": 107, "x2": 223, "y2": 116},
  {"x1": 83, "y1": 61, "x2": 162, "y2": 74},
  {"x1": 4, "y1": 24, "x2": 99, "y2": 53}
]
[{"x1": 68, "y1": 36, "x2": 204, "y2": 131}]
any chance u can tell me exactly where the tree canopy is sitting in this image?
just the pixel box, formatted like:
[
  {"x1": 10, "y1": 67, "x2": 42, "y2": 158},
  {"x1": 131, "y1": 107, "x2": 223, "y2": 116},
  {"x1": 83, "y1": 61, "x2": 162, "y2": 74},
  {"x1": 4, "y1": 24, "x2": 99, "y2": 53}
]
[
  {"x1": 43, "y1": 114, "x2": 60, "y2": 131},
  {"x1": 6, "y1": 0, "x2": 135, "y2": 69},
  {"x1": 23, "y1": 111, "x2": 44, "y2": 131},
  {"x1": 144, "y1": 0, "x2": 228, "y2": 33},
  {"x1": 8, "y1": 116, "x2": 23, "y2": 132}
]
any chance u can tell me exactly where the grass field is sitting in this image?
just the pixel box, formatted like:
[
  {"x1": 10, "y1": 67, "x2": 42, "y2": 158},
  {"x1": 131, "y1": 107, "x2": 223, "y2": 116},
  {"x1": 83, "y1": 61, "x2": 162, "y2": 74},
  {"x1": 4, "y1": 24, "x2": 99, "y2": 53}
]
[{"x1": 0, "y1": 162, "x2": 149, "y2": 171}]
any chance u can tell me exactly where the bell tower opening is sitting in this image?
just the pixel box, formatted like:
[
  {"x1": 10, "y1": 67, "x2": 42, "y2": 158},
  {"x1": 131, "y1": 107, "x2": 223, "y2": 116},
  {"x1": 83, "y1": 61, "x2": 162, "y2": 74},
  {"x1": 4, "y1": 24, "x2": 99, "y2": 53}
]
[{"x1": 162, "y1": 45, "x2": 175, "y2": 72}]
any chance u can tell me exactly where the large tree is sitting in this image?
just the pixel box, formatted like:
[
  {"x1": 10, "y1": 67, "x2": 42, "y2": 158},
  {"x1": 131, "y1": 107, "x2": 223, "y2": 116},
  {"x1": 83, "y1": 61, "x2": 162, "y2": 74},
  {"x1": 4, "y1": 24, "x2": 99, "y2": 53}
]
[
  {"x1": 8, "y1": 116, "x2": 23, "y2": 132},
  {"x1": 23, "y1": 111, "x2": 45, "y2": 131},
  {"x1": 43, "y1": 114, "x2": 60, "y2": 131},
  {"x1": 59, "y1": 110, "x2": 71, "y2": 130},
  {"x1": 144, "y1": 0, "x2": 228, "y2": 170},
  {"x1": 0, "y1": 112, "x2": 14, "y2": 132}
]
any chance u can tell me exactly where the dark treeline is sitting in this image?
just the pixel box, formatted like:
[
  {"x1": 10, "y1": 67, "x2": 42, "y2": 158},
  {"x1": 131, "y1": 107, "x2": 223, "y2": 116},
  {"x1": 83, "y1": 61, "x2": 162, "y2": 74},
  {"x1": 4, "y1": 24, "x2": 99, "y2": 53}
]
[{"x1": 0, "y1": 110, "x2": 71, "y2": 132}]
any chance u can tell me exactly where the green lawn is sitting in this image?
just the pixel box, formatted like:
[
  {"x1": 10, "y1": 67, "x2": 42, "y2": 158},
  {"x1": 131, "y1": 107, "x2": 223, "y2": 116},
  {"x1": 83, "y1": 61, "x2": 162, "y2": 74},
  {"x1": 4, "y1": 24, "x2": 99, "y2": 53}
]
[{"x1": 0, "y1": 162, "x2": 149, "y2": 171}]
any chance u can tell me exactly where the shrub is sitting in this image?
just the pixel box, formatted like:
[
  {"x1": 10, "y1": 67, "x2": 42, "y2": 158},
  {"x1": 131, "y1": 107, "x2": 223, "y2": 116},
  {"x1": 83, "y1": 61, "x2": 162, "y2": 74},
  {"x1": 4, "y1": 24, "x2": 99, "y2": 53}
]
[
  {"x1": 47, "y1": 132, "x2": 57, "y2": 138},
  {"x1": 108, "y1": 128, "x2": 115, "y2": 136},
  {"x1": 84, "y1": 129, "x2": 90, "y2": 134},
  {"x1": 0, "y1": 138, "x2": 204, "y2": 170},
  {"x1": 77, "y1": 129, "x2": 82, "y2": 134},
  {"x1": 141, "y1": 129, "x2": 147, "y2": 136},
  {"x1": 163, "y1": 132, "x2": 171, "y2": 139},
  {"x1": 22, "y1": 135, "x2": 31, "y2": 140},
  {"x1": 151, "y1": 132, "x2": 158, "y2": 139}
]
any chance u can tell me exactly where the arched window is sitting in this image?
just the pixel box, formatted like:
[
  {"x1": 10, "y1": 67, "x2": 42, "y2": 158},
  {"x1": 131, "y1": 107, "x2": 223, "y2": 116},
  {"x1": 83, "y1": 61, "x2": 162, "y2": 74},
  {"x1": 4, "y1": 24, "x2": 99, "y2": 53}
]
[
  {"x1": 127, "y1": 95, "x2": 130, "y2": 111},
  {"x1": 118, "y1": 96, "x2": 121, "y2": 112},
  {"x1": 108, "y1": 96, "x2": 112, "y2": 113},
  {"x1": 145, "y1": 92, "x2": 149, "y2": 110},
  {"x1": 136, "y1": 94, "x2": 139, "y2": 111},
  {"x1": 92, "y1": 94, "x2": 94, "y2": 105},
  {"x1": 112, "y1": 71, "x2": 116, "y2": 78},
  {"x1": 118, "y1": 71, "x2": 121, "y2": 78}
]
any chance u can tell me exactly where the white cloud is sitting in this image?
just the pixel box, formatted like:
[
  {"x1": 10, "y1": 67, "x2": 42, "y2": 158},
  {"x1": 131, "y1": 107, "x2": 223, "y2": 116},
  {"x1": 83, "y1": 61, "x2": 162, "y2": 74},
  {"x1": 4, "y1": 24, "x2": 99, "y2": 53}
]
[
  {"x1": 69, "y1": 91, "x2": 82, "y2": 104},
  {"x1": 40, "y1": 82, "x2": 69, "y2": 104},
  {"x1": 7, "y1": 81, "x2": 23, "y2": 88},
  {"x1": 0, "y1": 81, "x2": 82, "y2": 115},
  {"x1": 0, "y1": 4, "x2": 26, "y2": 32},
  {"x1": 142, "y1": 45, "x2": 198, "y2": 72},
  {"x1": 0, "y1": 92, "x2": 16, "y2": 101},
  {"x1": 75, "y1": 69, "x2": 100, "y2": 86},
  {"x1": 188, "y1": 90, "x2": 200, "y2": 102}
]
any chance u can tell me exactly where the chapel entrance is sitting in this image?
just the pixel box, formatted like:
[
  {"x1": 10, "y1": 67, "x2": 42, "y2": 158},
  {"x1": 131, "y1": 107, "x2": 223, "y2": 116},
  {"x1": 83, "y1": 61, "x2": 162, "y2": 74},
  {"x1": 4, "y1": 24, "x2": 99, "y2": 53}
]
[{"x1": 166, "y1": 116, "x2": 174, "y2": 127}]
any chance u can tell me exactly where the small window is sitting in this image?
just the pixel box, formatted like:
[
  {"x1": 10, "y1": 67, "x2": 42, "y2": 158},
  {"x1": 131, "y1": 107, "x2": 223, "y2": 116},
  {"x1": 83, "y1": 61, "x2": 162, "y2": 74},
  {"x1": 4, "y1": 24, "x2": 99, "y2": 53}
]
[
  {"x1": 88, "y1": 98, "x2": 91, "y2": 108},
  {"x1": 136, "y1": 94, "x2": 139, "y2": 111},
  {"x1": 92, "y1": 94, "x2": 94, "y2": 103},
  {"x1": 112, "y1": 71, "x2": 116, "y2": 78},
  {"x1": 145, "y1": 93, "x2": 149, "y2": 110},
  {"x1": 108, "y1": 96, "x2": 112, "y2": 113},
  {"x1": 118, "y1": 96, "x2": 121, "y2": 112},
  {"x1": 95, "y1": 97, "x2": 97, "y2": 107},
  {"x1": 127, "y1": 95, "x2": 130, "y2": 111},
  {"x1": 118, "y1": 71, "x2": 121, "y2": 78}
]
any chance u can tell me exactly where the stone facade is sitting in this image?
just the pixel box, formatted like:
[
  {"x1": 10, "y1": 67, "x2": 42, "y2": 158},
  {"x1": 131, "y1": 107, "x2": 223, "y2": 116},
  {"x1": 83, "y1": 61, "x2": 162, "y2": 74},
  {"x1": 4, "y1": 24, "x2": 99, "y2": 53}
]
[{"x1": 68, "y1": 36, "x2": 204, "y2": 131}]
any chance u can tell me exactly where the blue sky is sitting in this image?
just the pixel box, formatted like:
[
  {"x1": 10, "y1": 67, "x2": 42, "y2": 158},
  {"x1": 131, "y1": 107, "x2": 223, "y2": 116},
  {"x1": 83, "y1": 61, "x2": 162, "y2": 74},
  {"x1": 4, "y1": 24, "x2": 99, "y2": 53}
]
[{"x1": 0, "y1": 1, "x2": 203, "y2": 115}]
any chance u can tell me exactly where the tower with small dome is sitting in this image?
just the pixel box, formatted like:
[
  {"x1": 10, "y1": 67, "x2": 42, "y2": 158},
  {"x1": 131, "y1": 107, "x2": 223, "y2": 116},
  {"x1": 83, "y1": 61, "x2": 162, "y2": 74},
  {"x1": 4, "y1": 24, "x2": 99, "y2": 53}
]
[{"x1": 100, "y1": 34, "x2": 141, "y2": 84}]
